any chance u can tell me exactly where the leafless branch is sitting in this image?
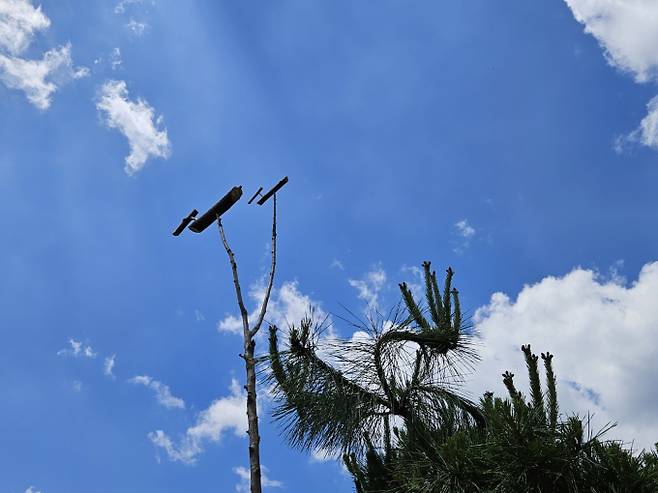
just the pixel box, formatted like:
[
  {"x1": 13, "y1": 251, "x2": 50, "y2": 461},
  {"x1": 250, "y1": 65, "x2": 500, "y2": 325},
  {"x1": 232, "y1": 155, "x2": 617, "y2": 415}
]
[
  {"x1": 251, "y1": 194, "x2": 277, "y2": 338},
  {"x1": 217, "y1": 216, "x2": 250, "y2": 339}
]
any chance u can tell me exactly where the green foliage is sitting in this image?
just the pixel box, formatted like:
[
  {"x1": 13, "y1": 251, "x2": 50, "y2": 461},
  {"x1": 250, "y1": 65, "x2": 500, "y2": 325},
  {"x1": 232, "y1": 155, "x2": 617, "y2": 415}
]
[{"x1": 266, "y1": 262, "x2": 658, "y2": 492}]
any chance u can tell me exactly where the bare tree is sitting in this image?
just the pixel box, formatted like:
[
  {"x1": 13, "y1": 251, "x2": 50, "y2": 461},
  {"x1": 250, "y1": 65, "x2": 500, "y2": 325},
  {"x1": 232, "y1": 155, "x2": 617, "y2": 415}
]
[{"x1": 216, "y1": 194, "x2": 277, "y2": 493}]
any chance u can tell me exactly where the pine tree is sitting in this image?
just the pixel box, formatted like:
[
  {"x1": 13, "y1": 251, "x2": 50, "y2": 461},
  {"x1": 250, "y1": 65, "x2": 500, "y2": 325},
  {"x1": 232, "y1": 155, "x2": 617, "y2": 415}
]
[{"x1": 267, "y1": 261, "x2": 658, "y2": 492}]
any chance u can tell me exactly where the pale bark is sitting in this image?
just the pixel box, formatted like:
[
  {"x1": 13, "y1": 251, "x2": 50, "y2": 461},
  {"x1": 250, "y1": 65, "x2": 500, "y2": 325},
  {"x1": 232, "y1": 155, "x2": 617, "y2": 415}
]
[{"x1": 216, "y1": 194, "x2": 277, "y2": 493}]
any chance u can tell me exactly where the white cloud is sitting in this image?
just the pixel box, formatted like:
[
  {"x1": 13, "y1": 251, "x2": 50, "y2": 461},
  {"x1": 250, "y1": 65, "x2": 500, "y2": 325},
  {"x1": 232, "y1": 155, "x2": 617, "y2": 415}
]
[
  {"x1": 0, "y1": 1, "x2": 87, "y2": 109},
  {"x1": 126, "y1": 19, "x2": 147, "y2": 36},
  {"x1": 195, "y1": 309, "x2": 205, "y2": 322},
  {"x1": 72, "y1": 380, "x2": 82, "y2": 392},
  {"x1": 348, "y1": 266, "x2": 387, "y2": 312},
  {"x1": 25, "y1": 487, "x2": 42, "y2": 493},
  {"x1": 330, "y1": 259, "x2": 345, "y2": 270},
  {"x1": 310, "y1": 447, "x2": 341, "y2": 463},
  {"x1": 453, "y1": 219, "x2": 476, "y2": 254},
  {"x1": 129, "y1": 375, "x2": 185, "y2": 410},
  {"x1": 109, "y1": 47, "x2": 122, "y2": 70},
  {"x1": 472, "y1": 261, "x2": 658, "y2": 450},
  {"x1": 104, "y1": 354, "x2": 116, "y2": 378},
  {"x1": 455, "y1": 219, "x2": 476, "y2": 239},
  {"x1": 96, "y1": 80, "x2": 171, "y2": 174},
  {"x1": 617, "y1": 95, "x2": 658, "y2": 152},
  {"x1": 0, "y1": 0, "x2": 49, "y2": 55},
  {"x1": 564, "y1": 0, "x2": 658, "y2": 83},
  {"x1": 234, "y1": 465, "x2": 283, "y2": 492},
  {"x1": 0, "y1": 43, "x2": 87, "y2": 111},
  {"x1": 114, "y1": 0, "x2": 143, "y2": 14},
  {"x1": 400, "y1": 264, "x2": 424, "y2": 301},
  {"x1": 218, "y1": 280, "x2": 325, "y2": 335},
  {"x1": 149, "y1": 379, "x2": 246, "y2": 464},
  {"x1": 564, "y1": 1, "x2": 658, "y2": 153},
  {"x1": 57, "y1": 339, "x2": 96, "y2": 358}
]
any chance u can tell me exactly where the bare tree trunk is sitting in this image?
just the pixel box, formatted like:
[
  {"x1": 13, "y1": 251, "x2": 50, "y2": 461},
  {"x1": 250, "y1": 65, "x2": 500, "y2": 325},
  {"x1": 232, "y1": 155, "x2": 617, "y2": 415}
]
[{"x1": 216, "y1": 195, "x2": 277, "y2": 493}]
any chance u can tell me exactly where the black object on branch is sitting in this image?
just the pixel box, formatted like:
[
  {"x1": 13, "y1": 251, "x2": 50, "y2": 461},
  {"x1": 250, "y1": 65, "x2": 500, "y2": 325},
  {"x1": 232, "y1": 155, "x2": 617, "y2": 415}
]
[
  {"x1": 247, "y1": 187, "x2": 263, "y2": 204},
  {"x1": 172, "y1": 186, "x2": 243, "y2": 236},
  {"x1": 257, "y1": 177, "x2": 288, "y2": 205},
  {"x1": 172, "y1": 209, "x2": 198, "y2": 236}
]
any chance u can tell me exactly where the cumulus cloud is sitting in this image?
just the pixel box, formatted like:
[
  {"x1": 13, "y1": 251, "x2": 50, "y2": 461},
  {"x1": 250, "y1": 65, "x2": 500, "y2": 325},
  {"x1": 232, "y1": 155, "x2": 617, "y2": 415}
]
[
  {"x1": 348, "y1": 266, "x2": 387, "y2": 312},
  {"x1": 472, "y1": 261, "x2": 658, "y2": 450},
  {"x1": 57, "y1": 339, "x2": 96, "y2": 358},
  {"x1": 0, "y1": 1, "x2": 87, "y2": 109},
  {"x1": 564, "y1": 0, "x2": 658, "y2": 83},
  {"x1": 104, "y1": 354, "x2": 116, "y2": 378},
  {"x1": 234, "y1": 465, "x2": 283, "y2": 492},
  {"x1": 564, "y1": 1, "x2": 658, "y2": 153},
  {"x1": 218, "y1": 280, "x2": 326, "y2": 335},
  {"x1": 96, "y1": 80, "x2": 171, "y2": 174},
  {"x1": 149, "y1": 379, "x2": 246, "y2": 464},
  {"x1": 129, "y1": 375, "x2": 185, "y2": 409}
]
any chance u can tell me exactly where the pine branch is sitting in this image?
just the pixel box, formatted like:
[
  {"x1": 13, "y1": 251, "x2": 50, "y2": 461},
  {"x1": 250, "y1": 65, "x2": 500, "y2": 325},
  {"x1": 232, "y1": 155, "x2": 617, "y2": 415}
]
[
  {"x1": 542, "y1": 351, "x2": 558, "y2": 432},
  {"x1": 268, "y1": 324, "x2": 391, "y2": 454},
  {"x1": 521, "y1": 344, "x2": 544, "y2": 414},
  {"x1": 422, "y1": 261, "x2": 441, "y2": 326}
]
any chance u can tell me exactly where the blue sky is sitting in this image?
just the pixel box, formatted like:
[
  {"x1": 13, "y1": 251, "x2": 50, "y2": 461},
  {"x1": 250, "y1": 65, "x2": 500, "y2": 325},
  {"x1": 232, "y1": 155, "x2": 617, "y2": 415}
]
[{"x1": 2, "y1": 1, "x2": 658, "y2": 492}]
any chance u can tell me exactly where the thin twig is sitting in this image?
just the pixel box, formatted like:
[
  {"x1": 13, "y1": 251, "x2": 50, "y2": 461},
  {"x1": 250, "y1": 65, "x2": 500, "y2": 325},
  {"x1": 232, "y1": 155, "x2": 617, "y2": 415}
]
[{"x1": 251, "y1": 194, "x2": 277, "y2": 338}]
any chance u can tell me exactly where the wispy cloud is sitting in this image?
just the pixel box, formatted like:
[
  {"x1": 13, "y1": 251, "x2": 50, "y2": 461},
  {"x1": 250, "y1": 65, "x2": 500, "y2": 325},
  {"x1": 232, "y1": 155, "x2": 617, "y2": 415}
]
[
  {"x1": 126, "y1": 19, "x2": 147, "y2": 36},
  {"x1": 455, "y1": 219, "x2": 475, "y2": 239},
  {"x1": 114, "y1": 0, "x2": 143, "y2": 15},
  {"x1": 104, "y1": 354, "x2": 116, "y2": 378},
  {"x1": 25, "y1": 487, "x2": 42, "y2": 493},
  {"x1": 234, "y1": 465, "x2": 283, "y2": 492},
  {"x1": 453, "y1": 219, "x2": 476, "y2": 254},
  {"x1": 109, "y1": 47, "x2": 122, "y2": 70},
  {"x1": 330, "y1": 259, "x2": 345, "y2": 270},
  {"x1": 149, "y1": 379, "x2": 246, "y2": 464},
  {"x1": 0, "y1": 1, "x2": 87, "y2": 109},
  {"x1": 129, "y1": 375, "x2": 185, "y2": 409},
  {"x1": 96, "y1": 80, "x2": 171, "y2": 174},
  {"x1": 348, "y1": 265, "x2": 387, "y2": 312},
  {"x1": 57, "y1": 339, "x2": 96, "y2": 358},
  {"x1": 616, "y1": 95, "x2": 658, "y2": 153},
  {"x1": 400, "y1": 264, "x2": 423, "y2": 300}
]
